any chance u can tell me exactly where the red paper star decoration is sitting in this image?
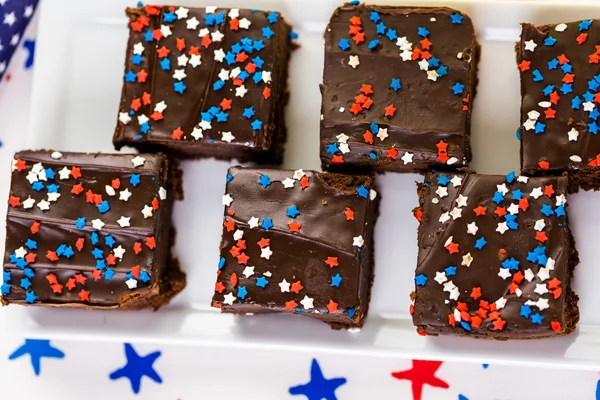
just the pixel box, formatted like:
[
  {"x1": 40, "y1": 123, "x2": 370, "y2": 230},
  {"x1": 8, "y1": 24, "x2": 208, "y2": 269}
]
[{"x1": 391, "y1": 360, "x2": 449, "y2": 400}]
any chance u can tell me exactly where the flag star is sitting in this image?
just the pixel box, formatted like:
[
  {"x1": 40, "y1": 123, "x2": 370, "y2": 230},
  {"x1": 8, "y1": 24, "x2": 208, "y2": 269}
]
[
  {"x1": 537, "y1": 267, "x2": 550, "y2": 281},
  {"x1": 434, "y1": 271, "x2": 447, "y2": 284},
  {"x1": 498, "y1": 268, "x2": 512, "y2": 279},
  {"x1": 524, "y1": 268, "x2": 535, "y2": 282},
  {"x1": 142, "y1": 205, "x2": 154, "y2": 219},
  {"x1": 236, "y1": 85, "x2": 248, "y2": 97},
  {"x1": 22, "y1": 197, "x2": 35, "y2": 209},
  {"x1": 177, "y1": 54, "x2": 189, "y2": 66},
  {"x1": 131, "y1": 156, "x2": 146, "y2": 167},
  {"x1": 58, "y1": 166, "x2": 71, "y2": 180},
  {"x1": 186, "y1": 17, "x2": 200, "y2": 29},
  {"x1": 348, "y1": 55, "x2": 360, "y2": 68},
  {"x1": 242, "y1": 266, "x2": 255, "y2": 278},
  {"x1": 175, "y1": 7, "x2": 189, "y2": 19},
  {"x1": 456, "y1": 194, "x2": 468, "y2": 208},
  {"x1": 117, "y1": 216, "x2": 131, "y2": 228},
  {"x1": 3, "y1": 12, "x2": 16, "y2": 26},
  {"x1": 15, "y1": 247, "x2": 27, "y2": 258},
  {"x1": 120, "y1": 189, "x2": 132, "y2": 201},
  {"x1": 376, "y1": 128, "x2": 388, "y2": 141},
  {"x1": 92, "y1": 219, "x2": 105, "y2": 230},
  {"x1": 189, "y1": 54, "x2": 201, "y2": 68},
  {"x1": 401, "y1": 152, "x2": 413, "y2": 164},
  {"x1": 173, "y1": 69, "x2": 187, "y2": 80},
  {"x1": 300, "y1": 295, "x2": 314, "y2": 310},
  {"x1": 222, "y1": 194, "x2": 233, "y2": 207},
  {"x1": 524, "y1": 39, "x2": 537, "y2": 51},
  {"x1": 211, "y1": 30, "x2": 225, "y2": 42},
  {"x1": 496, "y1": 222, "x2": 509, "y2": 234},
  {"x1": 0, "y1": 62, "x2": 4, "y2": 74},
  {"x1": 37, "y1": 200, "x2": 50, "y2": 211},
  {"x1": 568, "y1": 128, "x2": 579, "y2": 141},
  {"x1": 534, "y1": 284, "x2": 548, "y2": 295},
  {"x1": 191, "y1": 127, "x2": 203, "y2": 140},
  {"x1": 248, "y1": 217, "x2": 259, "y2": 228},
  {"x1": 507, "y1": 203, "x2": 520, "y2": 215},
  {"x1": 462, "y1": 252, "x2": 473, "y2": 267},
  {"x1": 47, "y1": 193, "x2": 60, "y2": 202},
  {"x1": 466, "y1": 222, "x2": 478, "y2": 235},
  {"x1": 223, "y1": 292, "x2": 236, "y2": 305},
  {"x1": 353, "y1": 235, "x2": 364, "y2": 247},
  {"x1": 530, "y1": 187, "x2": 543, "y2": 199},
  {"x1": 278, "y1": 279, "x2": 290, "y2": 292},
  {"x1": 435, "y1": 186, "x2": 448, "y2": 198},
  {"x1": 293, "y1": 169, "x2": 305, "y2": 180},
  {"x1": 261, "y1": 246, "x2": 273, "y2": 260},
  {"x1": 160, "y1": 25, "x2": 172, "y2": 38},
  {"x1": 282, "y1": 178, "x2": 295, "y2": 188},
  {"x1": 214, "y1": 48, "x2": 225, "y2": 62},
  {"x1": 439, "y1": 212, "x2": 450, "y2": 223},
  {"x1": 449, "y1": 207, "x2": 462, "y2": 220},
  {"x1": 24, "y1": 6, "x2": 34, "y2": 18},
  {"x1": 497, "y1": 183, "x2": 509, "y2": 195},
  {"x1": 133, "y1": 42, "x2": 144, "y2": 55},
  {"x1": 221, "y1": 132, "x2": 235, "y2": 143},
  {"x1": 523, "y1": 119, "x2": 536, "y2": 130},
  {"x1": 239, "y1": 18, "x2": 251, "y2": 29},
  {"x1": 107, "y1": 246, "x2": 125, "y2": 262},
  {"x1": 119, "y1": 112, "x2": 131, "y2": 124}
]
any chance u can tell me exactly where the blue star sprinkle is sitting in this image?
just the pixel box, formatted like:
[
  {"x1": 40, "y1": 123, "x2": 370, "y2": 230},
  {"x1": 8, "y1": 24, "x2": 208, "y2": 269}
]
[
  {"x1": 474, "y1": 237, "x2": 487, "y2": 250},
  {"x1": 579, "y1": 19, "x2": 592, "y2": 31},
  {"x1": 259, "y1": 174, "x2": 271, "y2": 188},
  {"x1": 417, "y1": 27, "x2": 430, "y2": 37},
  {"x1": 356, "y1": 185, "x2": 368, "y2": 198},
  {"x1": 25, "y1": 291, "x2": 37, "y2": 303},
  {"x1": 390, "y1": 78, "x2": 402, "y2": 91},
  {"x1": 25, "y1": 239, "x2": 37, "y2": 250},
  {"x1": 541, "y1": 204, "x2": 554, "y2": 216},
  {"x1": 238, "y1": 286, "x2": 248, "y2": 299},
  {"x1": 452, "y1": 82, "x2": 465, "y2": 95},
  {"x1": 532, "y1": 69, "x2": 544, "y2": 82},
  {"x1": 109, "y1": 343, "x2": 162, "y2": 394},
  {"x1": 415, "y1": 274, "x2": 428, "y2": 286},
  {"x1": 544, "y1": 36, "x2": 557, "y2": 46},
  {"x1": 256, "y1": 276, "x2": 269, "y2": 288},
  {"x1": 370, "y1": 11, "x2": 380, "y2": 22},
  {"x1": 520, "y1": 305, "x2": 532, "y2": 318},
  {"x1": 338, "y1": 38, "x2": 350, "y2": 51},
  {"x1": 331, "y1": 273, "x2": 342, "y2": 287},
  {"x1": 287, "y1": 206, "x2": 300, "y2": 218},
  {"x1": 262, "y1": 218, "x2": 274, "y2": 230},
  {"x1": 327, "y1": 143, "x2": 339, "y2": 155},
  {"x1": 262, "y1": 26, "x2": 274, "y2": 39},
  {"x1": 267, "y1": 12, "x2": 279, "y2": 24},
  {"x1": 9, "y1": 339, "x2": 65, "y2": 376},
  {"x1": 243, "y1": 107, "x2": 255, "y2": 119},
  {"x1": 548, "y1": 58, "x2": 559, "y2": 70},
  {"x1": 531, "y1": 313, "x2": 544, "y2": 324},
  {"x1": 251, "y1": 120, "x2": 263, "y2": 130},
  {"x1": 368, "y1": 39, "x2": 379, "y2": 50},
  {"x1": 130, "y1": 174, "x2": 141, "y2": 187},
  {"x1": 289, "y1": 359, "x2": 347, "y2": 400},
  {"x1": 174, "y1": 81, "x2": 186, "y2": 94},
  {"x1": 451, "y1": 13, "x2": 464, "y2": 24},
  {"x1": 125, "y1": 71, "x2": 137, "y2": 82},
  {"x1": 444, "y1": 266, "x2": 457, "y2": 276}
]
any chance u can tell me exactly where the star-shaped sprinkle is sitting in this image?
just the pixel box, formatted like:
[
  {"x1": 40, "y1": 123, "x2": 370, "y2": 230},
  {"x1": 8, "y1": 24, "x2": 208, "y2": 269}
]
[
  {"x1": 131, "y1": 156, "x2": 145, "y2": 167},
  {"x1": 117, "y1": 216, "x2": 131, "y2": 228},
  {"x1": 120, "y1": 189, "x2": 132, "y2": 201},
  {"x1": 300, "y1": 295, "x2": 314, "y2": 309},
  {"x1": 524, "y1": 40, "x2": 537, "y2": 51},
  {"x1": 466, "y1": 222, "x2": 478, "y2": 235},
  {"x1": 222, "y1": 194, "x2": 233, "y2": 206},
  {"x1": 261, "y1": 246, "x2": 273, "y2": 259},
  {"x1": 462, "y1": 253, "x2": 473, "y2": 267},
  {"x1": 282, "y1": 177, "x2": 295, "y2": 188},
  {"x1": 221, "y1": 132, "x2": 235, "y2": 143},
  {"x1": 401, "y1": 152, "x2": 413, "y2": 164},
  {"x1": 114, "y1": 246, "x2": 126, "y2": 259},
  {"x1": 279, "y1": 279, "x2": 291, "y2": 292},
  {"x1": 353, "y1": 235, "x2": 364, "y2": 247},
  {"x1": 141, "y1": 205, "x2": 153, "y2": 219},
  {"x1": 530, "y1": 187, "x2": 543, "y2": 199},
  {"x1": 348, "y1": 55, "x2": 360, "y2": 68}
]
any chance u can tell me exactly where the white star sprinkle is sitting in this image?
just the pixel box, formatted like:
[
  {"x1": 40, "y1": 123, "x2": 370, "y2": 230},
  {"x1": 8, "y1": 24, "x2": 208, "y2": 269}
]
[
  {"x1": 92, "y1": 219, "x2": 105, "y2": 230},
  {"x1": 555, "y1": 194, "x2": 567, "y2": 206},
  {"x1": 175, "y1": 7, "x2": 189, "y2": 19},
  {"x1": 233, "y1": 230, "x2": 244, "y2": 241},
  {"x1": 262, "y1": 71, "x2": 272, "y2": 83},
  {"x1": 439, "y1": 212, "x2": 450, "y2": 224},
  {"x1": 507, "y1": 203, "x2": 520, "y2": 215},
  {"x1": 376, "y1": 128, "x2": 388, "y2": 141},
  {"x1": 37, "y1": 199, "x2": 50, "y2": 211},
  {"x1": 534, "y1": 284, "x2": 548, "y2": 295},
  {"x1": 236, "y1": 85, "x2": 248, "y2": 97},
  {"x1": 142, "y1": 205, "x2": 154, "y2": 219},
  {"x1": 496, "y1": 222, "x2": 509, "y2": 234},
  {"x1": 524, "y1": 39, "x2": 537, "y2": 52},
  {"x1": 239, "y1": 18, "x2": 251, "y2": 29},
  {"x1": 47, "y1": 193, "x2": 60, "y2": 202},
  {"x1": 223, "y1": 292, "x2": 236, "y2": 305},
  {"x1": 584, "y1": 101, "x2": 596, "y2": 111},
  {"x1": 14, "y1": 247, "x2": 27, "y2": 258},
  {"x1": 119, "y1": 112, "x2": 131, "y2": 124},
  {"x1": 427, "y1": 70, "x2": 439, "y2": 81},
  {"x1": 113, "y1": 246, "x2": 126, "y2": 259},
  {"x1": 400, "y1": 49, "x2": 413, "y2": 61},
  {"x1": 517, "y1": 176, "x2": 529, "y2": 183},
  {"x1": 556, "y1": 23, "x2": 567, "y2": 31},
  {"x1": 160, "y1": 24, "x2": 172, "y2": 38},
  {"x1": 248, "y1": 217, "x2": 259, "y2": 228},
  {"x1": 186, "y1": 17, "x2": 200, "y2": 30},
  {"x1": 495, "y1": 297, "x2": 507, "y2": 310},
  {"x1": 211, "y1": 30, "x2": 224, "y2": 42},
  {"x1": 133, "y1": 42, "x2": 144, "y2": 55},
  {"x1": 205, "y1": 6, "x2": 217, "y2": 14},
  {"x1": 418, "y1": 58, "x2": 429, "y2": 70},
  {"x1": 568, "y1": 128, "x2": 579, "y2": 141},
  {"x1": 536, "y1": 298, "x2": 549, "y2": 311},
  {"x1": 353, "y1": 235, "x2": 364, "y2": 247},
  {"x1": 300, "y1": 295, "x2": 314, "y2": 310},
  {"x1": 456, "y1": 194, "x2": 468, "y2": 208},
  {"x1": 497, "y1": 183, "x2": 509, "y2": 195},
  {"x1": 261, "y1": 246, "x2": 273, "y2": 260},
  {"x1": 462, "y1": 253, "x2": 473, "y2": 267},
  {"x1": 293, "y1": 169, "x2": 305, "y2": 180},
  {"x1": 214, "y1": 48, "x2": 225, "y2": 62},
  {"x1": 240, "y1": 266, "x2": 254, "y2": 278},
  {"x1": 22, "y1": 197, "x2": 35, "y2": 209},
  {"x1": 435, "y1": 186, "x2": 448, "y2": 198},
  {"x1": 534, "y1": 219, "x2": 545, "y2": 231},
  {"x1": 466, "y1": 222, "x2": 478, "y2": 235},
  {"x1": 546, "y1": 257, "x2": 555, "y2": 270},
  {"x1": 222, "y1": 132, "x2": 235, "y2": 143},
  {"x1": 222, "y1": 194, "x2": 233, "y2": 206},
  {"x1": 524, "y1": 268, "x2": 535, "y2": 282},
  {"x1": 131, "y1": 156, "x2": 145, "y2": 167},
  {"x1": 537, "y1": 267, "x2": 550, "y2": 281},
  {"x1": 282, "y1": 178, "x2": 295, "y2": 188},
  {"x1": 449, "y1": 207, "x2": 462, "y2": 220},
  {"x1": 177, "y1": 54, "x2": 189, "y2": 66},
  {"x1": 523, "y1": 119, "x2": 536, "y2": 130},
  {"x1": 173, "y1": 69, "x2": 187, "y2": 81},
  {"x1": 120, "y1": 189, "x2": 132, "y2": 201},
  {"x1": 530, "y1": 187, "x2": 543, "y2": 199},
  {"x1": 401, "y1": 152, "x2": 413, "y2": 164},
  {"x1": 498, "y1": 268, "x2": 512, "y2": 279},
  {"x1": 228, "y1": 8, "x2": 240, "y2": 18},
  {"x1": 450, "y1": 176, "x2": 462, "y2": 187},
  {"x1": 191, "y1": 127, "x2": 203, "y2": 140},
  {"x1": 348, "y1": 55, "x2": 360, "y2": 68},
  {"x1": 527, "y1": 110, "x2": 540, "y2": 120},
  {"x1": 189, "y1": 54, "x2": 202, "y2": 68},
  {"x1": 117, "y1": 216, "x2": 131, "y2": 228},
  {"x1": 434, "y1": 271, "x2": 447, "y2": 284}
]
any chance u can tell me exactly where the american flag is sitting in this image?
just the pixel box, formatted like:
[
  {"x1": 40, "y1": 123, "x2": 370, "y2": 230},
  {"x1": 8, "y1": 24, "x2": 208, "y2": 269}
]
[{"x1": 0, "y1": 0, "x2": 38, "y2": 81}]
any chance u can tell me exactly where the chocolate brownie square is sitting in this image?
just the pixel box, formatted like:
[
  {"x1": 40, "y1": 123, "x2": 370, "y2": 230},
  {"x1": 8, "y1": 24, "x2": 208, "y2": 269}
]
[
  {"x1": 211, "y1": 166, "x2": 378, "y2": 328},
  {"x1": 320, "y1": 4, "x2": 479, "y2": 172},
  {"x1": 1, "y1": 150, "x2": 185, "y2": 309},
  {"x1": 518, "y1": 19, "x2": 600, "y2": 190},
  {"x1": 412, "y1": 171, "x2": 579, "y2": 339},
  {"x1": 113, "y1": 5, "x2": 292, "y2": 163}
]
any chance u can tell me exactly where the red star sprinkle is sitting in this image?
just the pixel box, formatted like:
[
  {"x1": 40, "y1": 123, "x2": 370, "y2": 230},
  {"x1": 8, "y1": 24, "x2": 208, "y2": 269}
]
[
  {"x1": 350, "y1": 103, "x2": 363, "y2": 115},
  {"x1": 51, "y1": 283, "x2": 63, "y2": 294},
  {"x1": 544, "y1": 108, "x2": 556, "y2": 119},
  {"x1": 344, "y1": 207, "x2": 355, "y2": 221},
  {"x1": 236, "y1": 240, "x2": 246, "y2": 250},
  {"x1": 536, "y1": 231, "x2": 548, "y2": 243},
  {"x1": 131, "y1": 265, "x2": 141, "y2": 279},
  {"x1": 391, "y1": 360, "x2": 449, "y2": 400},
  {"x1": 106, "y1": 254, "x2": 117, "y2": 266},
  {"x1": 473, "y1": 206, "x2": 487, "y2": 216},
  {"x1": 284, "y1": 300, "x2": 298, "y2": 310},
  {"x1": 360, "y1": 84, "x2": 373, "y2": 95},
  {"x1": 13, "y1": 159, "x2": 26, "y2": 171},
  {"x1": 414, "y1": 208, "x2": 423, "y2": 222},
  {"x1": 215, "y1": 281, "x2": 225, "y2": 293},
  {"x1": 236, "y1": 253, "x2": 249, "y2": 264},
  {"x1": 387, "y1": 147, "x2": 399, "y2": 159},
  {"x1": 137, "y1": 69, "x2": 148, "y2": 83},
  {"x1": 362, "y1": 97, "x2": 373, "y2": 109},
  {"x1": 353, "y1": 32, "x2": 365, "y2": 44},
  {"x1": 551, "y1": 321, "x2": 561, "y2": 332},
  {"x1": 46, "y1": 274, "x2": 58, "y2": 285},
  {"x1": 152, "y1": 197, "x2": 159, "y2": 211},
  {"x1": 288, "y1": 221, "x2": 302, "y2": 233},
  {"x1": 300, "y1": 176, "x2": 310, "y2": 189},
  {"x1": 92, "y1": 269, "x2": 102, "y2": 281},
  {"x1": 493, "y1": 318, "x2": 506, "y2": 330},
  {"x1": 229, "y1": 246, "x2": 240, "y2": 257},
  {"x1": 470, "y1": 287, "x2": 482, "y2": 300},
  {"x1": 538, "y1": 160, "x2": 550, "y2": 170},
  {"x1": 291, "y1": 281, "x2": 304, "y2": 294},
  {"x1": 71, "y1": 183, "x2": 84, "y2": 195},
  {"x1": 325, "y1": 257, "x2": 339, "y2": 268},
  {"x1": 74, "y1": 273, "x2": 86, "y2": 285},
  {"x1": 172, "y1": 127, "x2": 184, "y2": 140},
  {"x1": 494, "y1": 207, "x2": 507, "y2": 217},
  {"x1": 46, "y1": 251, "x2": 59, "y2": 262},
  {"x1": 236, "y1": 52, "x2": 249, "y2": 63},
  {"x1": 557, "y1": 54, "x2": 570, "y2": 65},
  {"x1": 513, "y1": 271, "x2": 524, "y2": 284},
  {"x1": 230, "y1": 273, "x2": 238, "y2": 288},
  {"x1": 134, "y1": 242, "x2": 142, "y2": 254},
  {"x1": 25, "y1": 253, "x2": 36, "y2": 264},
  {"x1": 549, "y1": 91, "x2": 560, "y2": 104},
  {"x1": 263, "y1": 87, "x2": 271, "y2": 99},
  {"x1": 85, "y1": 190, "x2": 94, "y2": 203},
  {"x1": 332, "y1": 155, "x2": 345, "y2": 164},
  {"x1": 111, "y1": 178, "x2": 121, "y2": 189},
  {"x1": 436, "y1": 140, "x2": 448, "y2": 152},
  {"x1": 562, "y1": 73, "x2": 574, "y2": 83},
  {"x1": 142, "y1": 92, "x2": 151, "y2": 105},
  {"x1": 66, "y1": 278, "x2": 76, "y2": 291},
  {"x1": 363, "y1": 130, "x2": 373, "y2": 144},
  {"x1": 384, "y1": 104, "x2": 397, "y2": 117},
  {"x1": 176, "y1": 38, "x2": 186, "y2": 51},
  {"x1": 577, "y1": 33, "x2": 588, "y2": 44},
  {"x1": 220, "y1": 98, "x2": 232, "y2": 110},
  {"x1": 420, "y1": 37, "x2": 432, "y2": 50},
  {"x1": 589, "y1": 53, "x2": 600, "y2": 64},
  {"x1": 30, "y1": 221, "x2": 40, "y2": 234},
  {"x1": 544, "y1": 185, "x2": 554, "y2": 197},
  {"x1": 548, "y1": 277, "x2": 562, "y2": 289},
  {"x1": 224, "y1": 218, "x2": 235, "y2": 232},
  {"x1": 71, "y1": 166, "x2": 82, "y2": 179},
  {"x1": 8, "y1": 196, "x2": 20, "y2": 208},
  {"x1": 327, "y1": 299, "x2": 338, "y2": 313},
  {"x1": 78, "y1": 290, "x2": 90, "y2": 301},
  {"x1": 445, "y1": 242, "x2": 459, "y2": 254},
  {"x1": 257, "y1": 238, "x2": 270, "y2": 248},
  {"x1": 518, "y1": 60, "x2": 531, "y2": 72},
  {"x1": 152, "y1": 29, "x2": 163, "y2": 40},
  {"x1": 76, "y1": 237, "x2": 84, "y2": 251},
  {"x1": 230, "y1": 18, "x2": 239, "y2": 30},
  {"x1": 349, "y1": 15, "x2": 361, "y2": 25}
]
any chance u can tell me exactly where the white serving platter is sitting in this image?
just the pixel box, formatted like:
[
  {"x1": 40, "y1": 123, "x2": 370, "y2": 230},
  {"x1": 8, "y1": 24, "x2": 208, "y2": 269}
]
[{"x1": 8, "y1": 0, "x2": 600, "y2": 370}]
